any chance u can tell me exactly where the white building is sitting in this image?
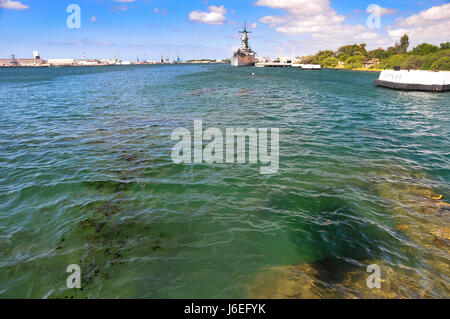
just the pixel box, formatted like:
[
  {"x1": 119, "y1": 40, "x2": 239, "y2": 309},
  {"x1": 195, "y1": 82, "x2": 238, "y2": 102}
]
[{"x1": 47, "y1": 59, "x2": 75, "y2": 66}]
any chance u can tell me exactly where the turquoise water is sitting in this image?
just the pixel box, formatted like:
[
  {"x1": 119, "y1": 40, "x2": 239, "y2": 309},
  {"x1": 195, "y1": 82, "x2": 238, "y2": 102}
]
[{"x1": 0, "y1": 64, "x2": 448, "y2": 298}]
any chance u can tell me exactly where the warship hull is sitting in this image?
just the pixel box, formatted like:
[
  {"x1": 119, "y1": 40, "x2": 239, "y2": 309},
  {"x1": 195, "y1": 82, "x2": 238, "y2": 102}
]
[{"x1": 231, "y1": 51, "x2": 258, "y2": 67}]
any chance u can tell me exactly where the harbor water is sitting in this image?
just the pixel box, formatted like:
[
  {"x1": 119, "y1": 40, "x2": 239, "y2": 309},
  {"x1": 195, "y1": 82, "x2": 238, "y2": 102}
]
[{"x1": 0, "y1": 64, "x2": 449, "y2": 298}]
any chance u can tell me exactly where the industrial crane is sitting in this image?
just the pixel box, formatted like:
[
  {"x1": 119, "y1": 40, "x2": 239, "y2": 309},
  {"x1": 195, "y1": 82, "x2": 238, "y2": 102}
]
[{"x1": 114, "y1": 48, "x2": 120, "y2": 64}]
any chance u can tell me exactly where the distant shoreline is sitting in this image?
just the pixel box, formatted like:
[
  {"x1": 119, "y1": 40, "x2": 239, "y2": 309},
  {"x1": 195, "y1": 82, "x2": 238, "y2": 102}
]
[
  {"x1": 326, "y1": 67, "x2": 383, "y2": 72},
  {"x1": 0, "y1": 62, "x2": 229, "y2": 69},
  {"x1": 2, "y1": 64, "x2": 443, "y2": 74}
]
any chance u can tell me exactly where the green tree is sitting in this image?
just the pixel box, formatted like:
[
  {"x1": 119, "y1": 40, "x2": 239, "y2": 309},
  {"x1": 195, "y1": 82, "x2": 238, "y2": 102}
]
[
  {"x1": 399, "y1": 34, "x2": 409, "y2": 54},
  {"x1": 379, "y1": 54, "x2": 407, "y2": 69},
  {"x1": 420, "y1": 50, "x2": 449, "y2": 69},
  {"x1": 387, "y1": 46, "x2": 396, "y2": 54},
  {"x1": 345, "y1": 56, "x2": 364, "y2": 69},
  {"x1": 411, "y1": 43, "x2": 439, "y2": 56},
  {"x1": 312, "y1": 50, "x2": 335, "y2": 64},
  {"x1": 359, "y1": 43, "x2": 368, "y2": 56},
  {"x1": 321, "y1": 57, "x2": 339, "y2": 68},
  {"x1": 299, "y1": 35, "x2": 450, "y2": 71},
  {"x1": 336, "y1": 45, "x2": 354, "y2": 57},
  {"x1": 439, "y1": 42, "x2": 450, "y2": 50},
  {"x1": 401, "y1": 55, "x2": 425, "y2": 70},
  {"x1": 338, "y1": 54, "x2": 350, "y2": 62},
  {"x1": 300, "y1": 55, "x2": 314, "y2": 64},
  {"x1": 369, "y1": 48, "x2": 396, "y2": 59},
  {"x1": 336, "y1": 44, "x2": 368, "y2": 58},
  {"x1": 430, "y1": 56, "x2": 450, "y2": 71}
]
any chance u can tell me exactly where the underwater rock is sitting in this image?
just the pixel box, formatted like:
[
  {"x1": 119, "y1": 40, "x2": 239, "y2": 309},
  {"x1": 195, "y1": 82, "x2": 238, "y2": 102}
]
[
  {"x1": 247, "y1": 260, "x2": 433, "y2": 299},
  {"x1": 372, "y1": 165, "x2": 450, "y2": 281},
  {"x1": 430, "y1": 228, "x2": 450, "y2": 241},
  {"x1": 249, "y1": 165, "x2": 448, "y2": 299},
  {"x1": 437, "y1": 201, "x2": 450, "y2": 210},
  {"x1": 236, "y1": 88, "x2": 252, "y2": 96},
  {"x1": 248, "y1": 264, "x2": 321, "y2": 299}
]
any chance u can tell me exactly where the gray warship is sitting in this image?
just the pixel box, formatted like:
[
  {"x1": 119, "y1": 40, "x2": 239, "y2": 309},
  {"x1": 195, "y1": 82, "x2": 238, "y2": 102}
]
[{"x1": 231, "y1": 23, "x2": 258, "y2": 67}]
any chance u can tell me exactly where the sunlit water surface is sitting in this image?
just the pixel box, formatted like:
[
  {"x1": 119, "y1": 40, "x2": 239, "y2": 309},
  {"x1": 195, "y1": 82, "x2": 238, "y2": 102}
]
[{"x1": 0, "y1": 65, "x2": 448, "y2": 298}]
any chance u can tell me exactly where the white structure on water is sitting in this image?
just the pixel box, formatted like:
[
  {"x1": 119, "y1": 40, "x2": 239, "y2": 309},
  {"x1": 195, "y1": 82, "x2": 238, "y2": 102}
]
[
  {"x1": 292, "y1": 64, "x2": 322, "y2": 70},
  {"x1": 47, "y1": 59, "x2": 75, "y2": 66},
  {"x1": 374, "y1": 70, "x2": 450, "y2": 92}
]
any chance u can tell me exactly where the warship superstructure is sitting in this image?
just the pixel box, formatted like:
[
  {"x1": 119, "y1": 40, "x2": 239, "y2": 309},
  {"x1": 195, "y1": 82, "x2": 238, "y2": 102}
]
[{"x1": 231, "y1": 23, "x2": 258, "y2": 67}]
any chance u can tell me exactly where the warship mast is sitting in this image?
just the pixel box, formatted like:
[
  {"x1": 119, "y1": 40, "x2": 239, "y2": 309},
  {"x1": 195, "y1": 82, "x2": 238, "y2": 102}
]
[{"x1": 239, "y1": 21, "x2": 251, "y2": 51}]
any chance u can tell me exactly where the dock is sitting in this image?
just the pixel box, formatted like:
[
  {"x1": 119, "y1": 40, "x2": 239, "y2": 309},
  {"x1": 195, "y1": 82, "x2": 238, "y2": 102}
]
[{"x1": 255, "y1": 62, "x2": 321, "y2": 70}]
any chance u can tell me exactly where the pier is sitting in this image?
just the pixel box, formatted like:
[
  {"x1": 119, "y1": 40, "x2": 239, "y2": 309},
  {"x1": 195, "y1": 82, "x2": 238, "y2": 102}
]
[{"x1": 255, "y1": 62, "x2": 321, "y2": 69}]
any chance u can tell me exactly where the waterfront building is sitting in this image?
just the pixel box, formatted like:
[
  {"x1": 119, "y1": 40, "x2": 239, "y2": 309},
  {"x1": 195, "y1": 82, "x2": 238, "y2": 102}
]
[{"x1": 47, "y1": 59, "x2": 75, "y2": 66}]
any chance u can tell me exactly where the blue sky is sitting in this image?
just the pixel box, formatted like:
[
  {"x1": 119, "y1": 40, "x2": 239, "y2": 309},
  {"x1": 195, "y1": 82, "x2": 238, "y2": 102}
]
[{"x1": 0, "y1": 0, "x2": 449, "y2": 60}]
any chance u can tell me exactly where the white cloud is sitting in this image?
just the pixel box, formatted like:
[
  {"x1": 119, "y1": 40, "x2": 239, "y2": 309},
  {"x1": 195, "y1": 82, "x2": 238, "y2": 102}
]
[
  {"x1": 388, "y1": 4, "x2": 450, "y2": 46},
  {"x1": 397, "y1": 3, "x2": 450, "y2": 27},
  {"x1": 255, "y1": 0, "x2": 388, "y2": 53},
  {"x1": 248, "y1": 22, "x2": 258, "y2": 29},
  {"x1": 113, "y1": 0, "x2": 135, "y2": 2},
  {"x1": 256, "y1": 0, "x2": 328, "y2": 15},
  {"x1": 256, "y1": 0, "x2": 350, "y2": 35},
  {"x1": 259, "y1": 15, "x2": 287, "y2": 27},
  {"x1": 0, "y1": 0, "x2": 29, "y2": 10},
  {"x1": 189, "y1": 5, "x2": 227, "y2": 25},
  {"x1": 379, "y1": 7, "x2": 398, "y2": 16}
]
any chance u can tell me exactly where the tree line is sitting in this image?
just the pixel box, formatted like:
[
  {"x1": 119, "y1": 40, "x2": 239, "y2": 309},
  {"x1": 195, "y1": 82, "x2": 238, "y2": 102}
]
[{"x1": 299, "y1": 34, "x2": 450, "y2": 71}]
